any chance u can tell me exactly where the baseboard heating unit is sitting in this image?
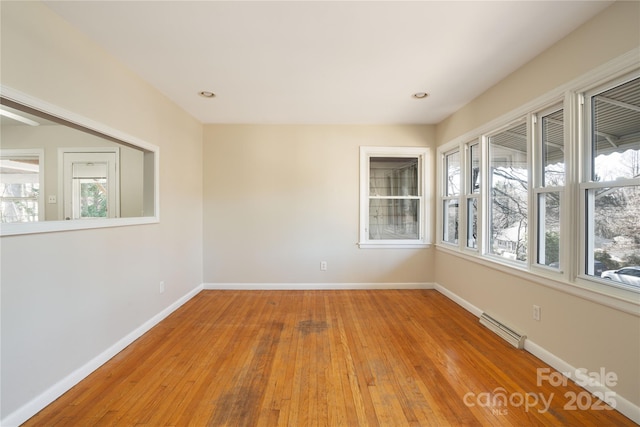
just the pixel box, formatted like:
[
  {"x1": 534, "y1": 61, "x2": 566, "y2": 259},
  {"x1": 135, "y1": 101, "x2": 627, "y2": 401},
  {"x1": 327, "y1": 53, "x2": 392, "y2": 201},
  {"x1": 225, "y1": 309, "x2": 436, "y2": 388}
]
[{"x1": 479, "y1": 312, "x2": 526, "y2": 349}]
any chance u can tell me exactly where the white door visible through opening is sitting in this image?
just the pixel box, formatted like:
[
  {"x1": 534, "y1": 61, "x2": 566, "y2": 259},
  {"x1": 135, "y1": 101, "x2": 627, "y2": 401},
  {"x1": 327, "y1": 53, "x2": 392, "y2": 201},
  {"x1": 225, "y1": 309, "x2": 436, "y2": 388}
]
[{"x1": 62, "y1": 151, "x2": 118, "y2": 220}]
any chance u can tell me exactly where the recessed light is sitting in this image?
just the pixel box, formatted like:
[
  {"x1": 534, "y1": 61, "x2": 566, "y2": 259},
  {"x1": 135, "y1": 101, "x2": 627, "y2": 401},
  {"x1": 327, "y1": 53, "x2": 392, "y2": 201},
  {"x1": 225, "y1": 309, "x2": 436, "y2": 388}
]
[
  {"x1": 412, "y1": 92, "x2": 429, "y2": 99},
  {"x1": 198, "y1": 91, "x2": 216, "y2": 98}
]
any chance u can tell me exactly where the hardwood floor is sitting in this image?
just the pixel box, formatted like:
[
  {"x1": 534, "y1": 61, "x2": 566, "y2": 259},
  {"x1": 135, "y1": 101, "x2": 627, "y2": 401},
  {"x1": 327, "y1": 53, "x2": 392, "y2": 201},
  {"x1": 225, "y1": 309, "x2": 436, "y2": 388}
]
[{"x1": 24, "y1": 290, "x2": 635, "y2": 426}]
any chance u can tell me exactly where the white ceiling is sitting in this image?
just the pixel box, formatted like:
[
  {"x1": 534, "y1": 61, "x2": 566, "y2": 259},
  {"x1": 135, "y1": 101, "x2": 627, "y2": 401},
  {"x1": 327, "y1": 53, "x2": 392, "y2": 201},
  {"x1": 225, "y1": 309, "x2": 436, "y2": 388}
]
[{"x1": 44, "y1": 1, "x2": 612, "y2": 125}]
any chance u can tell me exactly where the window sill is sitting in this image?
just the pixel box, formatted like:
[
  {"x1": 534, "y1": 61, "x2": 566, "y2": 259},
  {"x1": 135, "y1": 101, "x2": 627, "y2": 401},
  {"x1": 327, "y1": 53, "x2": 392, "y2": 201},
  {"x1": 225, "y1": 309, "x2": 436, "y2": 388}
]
[
  {"x1": 358, "y1": 242, "x2": 431, "y2": 249},
  {"x1": 0, "y1": 216, "x2": 159, "y2": 237}
]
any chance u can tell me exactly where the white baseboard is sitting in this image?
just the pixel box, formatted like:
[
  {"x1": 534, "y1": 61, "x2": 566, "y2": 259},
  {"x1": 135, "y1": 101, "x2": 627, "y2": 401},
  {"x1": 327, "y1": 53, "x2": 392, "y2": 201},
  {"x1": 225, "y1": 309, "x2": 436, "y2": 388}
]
[
  {"x1": 203, "y1": 282, "x2": 434, "y2": 290},
  {"x1": 1, "y1": 282, "x2": 429, "y2": 426},
  {"x1": 9, "y1": 282, "x2": 636, "y2": 425},
  {"x1": 433, "y1": 283, "x2": 483, "y2": 317},
  {"x1": 524, "y1": 340, "x2": 640, "y2": 425},
  {"x1": 433, "y1": 282, "x2": 640, "y2": 425},
  {"x1": 1, "y1": 284, "x2": 204, "y2": 427}
]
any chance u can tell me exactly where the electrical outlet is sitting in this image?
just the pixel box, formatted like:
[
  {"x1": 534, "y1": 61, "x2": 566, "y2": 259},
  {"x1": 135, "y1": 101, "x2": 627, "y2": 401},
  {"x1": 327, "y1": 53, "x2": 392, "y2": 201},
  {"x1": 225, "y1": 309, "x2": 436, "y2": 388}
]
[
  {"x1": 159, "y1": 281, "x2": 166, "y2": 294},
  {"x1": 533, "y1": 305, "x2": 541, "y2": 321},
  {"x1": 320, "y1": 261, "x2": 327, "y2": 271}
]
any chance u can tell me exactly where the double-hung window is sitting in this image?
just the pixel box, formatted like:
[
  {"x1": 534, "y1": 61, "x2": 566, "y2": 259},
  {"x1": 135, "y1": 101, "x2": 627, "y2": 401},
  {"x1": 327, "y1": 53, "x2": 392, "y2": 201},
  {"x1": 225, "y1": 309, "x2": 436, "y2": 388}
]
[
  {"x1": 437, "y1": 59, "x2": 640, "y2": 298},
  {"x1": 0, "y1": 149, "x2": 44, "y2": 223},
  {"x1": 359, "y1": 146, "x2": 430, "y2": 248},
  {"x1": 465, "y1": 141, "x2": 481, "y2": 250},
  {"x1": 488, "y1": 120, "x2": 529, "y2": 262},
  {"x1": 534, "y1": 105, "x2": 564, "y2": 270},
  {"x1": 442, "y1": 149, "x2": 460, "y2": 245},
  {"x1": 582, "y1": 75, "x2": 640, "y2": 287}
]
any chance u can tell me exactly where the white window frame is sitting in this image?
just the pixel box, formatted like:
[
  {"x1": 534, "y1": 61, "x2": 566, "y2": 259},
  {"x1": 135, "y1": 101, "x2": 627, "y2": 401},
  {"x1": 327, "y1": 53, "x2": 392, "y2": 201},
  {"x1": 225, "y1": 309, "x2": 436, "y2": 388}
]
[
  {"x1": 441, "y1": 148, "x2": 460, "y2": 247},
  {"x1": 464, "y1": 139, "x2": 482, "y2": 252},
  {"x1": 486, "y1": 118, "x2": 530, "y2": 265},
  {"x1": 359, "y1": 146, "x2": 431, "y2": 249},
  {"x1": 435, "y1": 51, "x2": 640, "y2": 315},
  {"x1": 532, "y1": 103, "x2": 565, "y2": 274},
  {"x1": 0, "y1": 148, "x2": 45, "y2": 223},
  {"x1": 0, "y1": 86, "x2": 159, "y2": 237},
  {"x1": 578, "y1": 72, "x2": 640, "y2": 290},
  {"x1": 59, "y1": 148, "x2": 120, "y2": 220}
]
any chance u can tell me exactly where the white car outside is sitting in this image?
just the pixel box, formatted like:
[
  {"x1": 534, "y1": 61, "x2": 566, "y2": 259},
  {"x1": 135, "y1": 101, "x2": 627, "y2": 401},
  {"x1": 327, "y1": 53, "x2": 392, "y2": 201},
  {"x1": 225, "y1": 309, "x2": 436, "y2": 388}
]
[{"x1": 601, "y1": 266, "x2": 640, "y2": 288}]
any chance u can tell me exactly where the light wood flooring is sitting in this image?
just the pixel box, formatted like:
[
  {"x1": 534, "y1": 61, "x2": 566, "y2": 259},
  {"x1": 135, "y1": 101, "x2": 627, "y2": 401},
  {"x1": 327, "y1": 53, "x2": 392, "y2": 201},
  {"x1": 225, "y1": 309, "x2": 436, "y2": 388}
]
[{"x1": 23, "y1": 290, "x2": 636, "y2": 426}]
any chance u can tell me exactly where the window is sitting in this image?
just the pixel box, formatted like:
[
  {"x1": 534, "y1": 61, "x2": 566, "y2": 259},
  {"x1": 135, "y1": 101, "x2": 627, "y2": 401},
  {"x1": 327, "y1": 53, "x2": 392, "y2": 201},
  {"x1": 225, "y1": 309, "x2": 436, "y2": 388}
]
[
  {"x1": 0, "y1": 149, "x2": 44, "y2": 223},
  {"x1": 436, "y1": 60, "x2": 640, "y2": 300},
  {"x1": 442, "y1": 150, "x2": 460, "y2": 245},
  {"x1": 61, "y1": 149, "x2": 119, "y2": 220},
  {"x1": 535, "y1": 106, "x2": 564, "y2": 269},
  {"x1": 0, "y1": 88, "x2": 158, "y2": 237},
  {"x1": 583, "y1": 75, "x2": 640, "y2": 285},
  {"x1": 465, "y1": 141, "x2": 481, "y2": 250},
  {"x1": 488, "y1": 121, "x2": 529, "y2": 262},
  {"x1": 359, "y1": 146, "x2": 430, "y2": 248}
]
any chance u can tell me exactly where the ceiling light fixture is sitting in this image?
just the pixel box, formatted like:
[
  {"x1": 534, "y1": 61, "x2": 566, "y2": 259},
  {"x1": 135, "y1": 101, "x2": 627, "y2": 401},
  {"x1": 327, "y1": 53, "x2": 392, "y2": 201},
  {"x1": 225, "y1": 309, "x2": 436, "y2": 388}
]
[
  {"x1": 198, "y1": 91, "x2": 216, "y2": 98},
  {"x1": 412, "y1": 92, "x2": 429, "y2": 99}
]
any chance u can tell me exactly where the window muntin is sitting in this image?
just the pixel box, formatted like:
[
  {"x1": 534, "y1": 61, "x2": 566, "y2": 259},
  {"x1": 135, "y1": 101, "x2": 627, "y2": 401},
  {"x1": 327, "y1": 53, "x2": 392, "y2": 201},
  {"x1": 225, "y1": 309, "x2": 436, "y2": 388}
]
[
  {"x1": 360, "y1": 147, "x2": 429, "y2": 247},
  {"x1": 488, "y1": 121, "x2": 529, "y2": 262},
  {"x1": 584, "y1": 76, "x2": 640, "y2": 284}
]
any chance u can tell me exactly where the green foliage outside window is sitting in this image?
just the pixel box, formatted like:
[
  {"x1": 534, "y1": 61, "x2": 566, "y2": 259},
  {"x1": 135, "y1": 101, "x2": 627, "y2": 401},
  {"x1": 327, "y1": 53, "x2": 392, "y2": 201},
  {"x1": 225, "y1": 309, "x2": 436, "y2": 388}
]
[{"x1": 80, "y1": 182, "x2": 107, "y2": 218}]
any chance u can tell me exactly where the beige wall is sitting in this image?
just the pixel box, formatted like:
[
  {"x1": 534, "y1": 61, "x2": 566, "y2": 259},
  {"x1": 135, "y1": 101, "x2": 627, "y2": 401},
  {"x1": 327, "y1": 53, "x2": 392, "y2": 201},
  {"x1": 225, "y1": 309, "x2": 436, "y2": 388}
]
[
  {"x1": 203, "y1": 124, "x2": 435, "y2": 284},
  {"x1": 437, "y1": 1, "x2": 640, "y2": 144},
  {"x1": 1, "y1": 125, "x2": 145, "y2": 220},
  {"x1": 1, "y1": 1, "x2": 203, "y2": 419},
  {"x1": 2, "y1": 0, "x2": 639, "y2": 423},
  {"x1": 435, "y1": 1, "x2": 640, "y2": 409}
]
